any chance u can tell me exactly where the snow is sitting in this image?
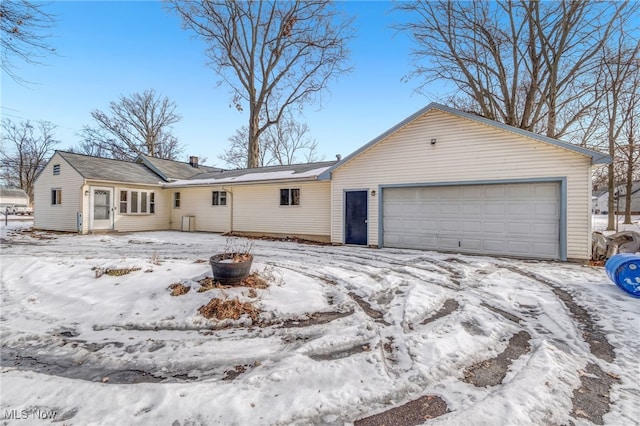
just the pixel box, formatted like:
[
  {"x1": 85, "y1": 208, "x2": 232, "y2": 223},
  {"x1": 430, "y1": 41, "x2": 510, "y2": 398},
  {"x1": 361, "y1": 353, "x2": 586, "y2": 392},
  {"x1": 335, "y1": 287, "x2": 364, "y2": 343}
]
[
  {"x1": 167, "y1": 166, "x2": 332, "y2": 187},
  {"x1": 1, "y1": 222, "x2": 639, "y2": 425}
]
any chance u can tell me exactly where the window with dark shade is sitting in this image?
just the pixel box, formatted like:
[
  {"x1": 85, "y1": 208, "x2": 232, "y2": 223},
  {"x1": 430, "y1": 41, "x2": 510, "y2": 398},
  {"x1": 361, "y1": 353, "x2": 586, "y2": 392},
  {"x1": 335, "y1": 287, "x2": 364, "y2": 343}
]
[
  {"x1": 120, "y1": 191, "x2": 127, "y2": 213},
  {"x1": 280, "y1": 188, "x2": 300, "y2": 206},
  {"x1": 51, "y1": 189, "x2": 62, "y2": 205},
  {"x1": 150, "y1": 192, "x2": 155, "y2": 213},
  {"x1": 212, "y1": 191, "x2": 227, "y2": 206}
]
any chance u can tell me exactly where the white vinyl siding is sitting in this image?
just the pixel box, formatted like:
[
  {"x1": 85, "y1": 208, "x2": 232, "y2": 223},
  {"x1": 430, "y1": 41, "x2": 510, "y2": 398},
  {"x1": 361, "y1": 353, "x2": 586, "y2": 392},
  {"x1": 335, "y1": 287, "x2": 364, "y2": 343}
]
[
  {"x1": 171, "y1": 182, "x2": 330, "y2": 238},
  {"x1": 33, "y1": 153, "x2": 84, "y2": 232},
  {"x1": 331, "y1": 109, "x2": 593, "y2": 260},
  {"x1": 233, "y1": 181, "x2": 330, "y2": 238},
  {"x1": 169, "y1": 187, "x2": 231, "y2": 232}
]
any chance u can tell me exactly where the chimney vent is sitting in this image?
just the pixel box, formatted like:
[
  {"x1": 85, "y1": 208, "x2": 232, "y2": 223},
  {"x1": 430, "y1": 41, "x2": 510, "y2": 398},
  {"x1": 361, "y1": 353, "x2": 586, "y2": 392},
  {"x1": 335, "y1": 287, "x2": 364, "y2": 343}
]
[
  {"x1": 336, "y1": 154, "x2": 342, "y2": 161},
  {"x1": 189, "y1": 156, "x2": 199, "y2": 168}
]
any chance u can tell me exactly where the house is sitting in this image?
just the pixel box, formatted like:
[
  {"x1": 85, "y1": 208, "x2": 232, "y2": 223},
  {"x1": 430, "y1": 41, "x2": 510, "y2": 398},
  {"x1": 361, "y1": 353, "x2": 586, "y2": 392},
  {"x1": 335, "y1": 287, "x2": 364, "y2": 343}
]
[
  {"x1": 593, "y1": 182, "x2": 640, "y2": 214},
  {"x1": 33, "y1": 152, "x2": 221, "y2": 233},
  {"x1": 0, "y1": 187, "x2": 30, "y2": 212},
  {"x1": 34, "y1": 103, "x2": 609, "y2": 261}
]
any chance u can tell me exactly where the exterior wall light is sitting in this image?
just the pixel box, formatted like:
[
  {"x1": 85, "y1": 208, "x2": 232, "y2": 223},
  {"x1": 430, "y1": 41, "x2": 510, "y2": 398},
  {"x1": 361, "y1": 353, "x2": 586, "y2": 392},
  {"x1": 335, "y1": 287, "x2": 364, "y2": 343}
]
[{"x1": 430, "y1": 138, "x2": 437, "y2": 145}]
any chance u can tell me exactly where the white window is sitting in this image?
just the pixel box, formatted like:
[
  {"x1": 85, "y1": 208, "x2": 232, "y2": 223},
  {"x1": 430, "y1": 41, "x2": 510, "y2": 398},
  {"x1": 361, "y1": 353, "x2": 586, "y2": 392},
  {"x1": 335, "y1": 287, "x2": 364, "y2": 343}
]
[
  {"x1": 280, "y1": 188, "x2": 300, "y2": 206},
  {"x1": 51, "y1": 189, "x2": 62, "y2": 205},
  {"x1": 119, "y1": 190, "x2": 154, "y2": 215},
  {"x1": 212, "y1": 191, "x2": 227, "y2": 206},
  {"x1": 174, "y1": 192, "x2": 180, "y2": 208}
]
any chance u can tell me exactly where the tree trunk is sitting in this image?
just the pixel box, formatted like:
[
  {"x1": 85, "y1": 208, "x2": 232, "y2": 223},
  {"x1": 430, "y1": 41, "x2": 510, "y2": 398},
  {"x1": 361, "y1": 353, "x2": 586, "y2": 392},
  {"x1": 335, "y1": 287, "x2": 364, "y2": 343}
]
[
  {"x1": 624, "y1": 131, "x2": 635, "y2": 224},
  {"x1": 607, "y1": 163, "x2": 616, "y2": 231},
  {"x1": 248, "y1": 107, "x2": 261, "y2": 168}
]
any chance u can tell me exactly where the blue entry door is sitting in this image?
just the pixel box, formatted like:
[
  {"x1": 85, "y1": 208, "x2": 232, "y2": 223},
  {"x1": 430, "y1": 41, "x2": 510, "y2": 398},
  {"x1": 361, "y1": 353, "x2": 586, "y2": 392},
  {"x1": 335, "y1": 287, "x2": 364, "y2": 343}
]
[{"x1": 345, "y1": 190, "x2": 368, "y2": 245}]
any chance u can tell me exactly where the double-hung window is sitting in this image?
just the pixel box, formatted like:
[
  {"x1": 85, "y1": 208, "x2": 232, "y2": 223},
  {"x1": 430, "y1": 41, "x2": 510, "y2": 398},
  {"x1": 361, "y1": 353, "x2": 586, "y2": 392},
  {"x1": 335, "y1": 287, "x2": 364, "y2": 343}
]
[
  {"x1": 119, "y1": 190, "x2": 155, "y2": 214},
  {"x1": 51, "y1": 189, "x2": 62, "y2": 205},
  {"x1": 280, "y1": 188, "x2": 300, "y2": 206},
  {"x1": 212, "y1": 191, "x2": 227, "y2": 206}
]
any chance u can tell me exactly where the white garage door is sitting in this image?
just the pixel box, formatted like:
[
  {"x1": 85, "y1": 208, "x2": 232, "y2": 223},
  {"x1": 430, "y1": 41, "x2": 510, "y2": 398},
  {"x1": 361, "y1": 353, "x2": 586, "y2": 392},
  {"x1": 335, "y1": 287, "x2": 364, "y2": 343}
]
[{"x1": 382, "y1": 182, "x2": 560, "y2": 259}]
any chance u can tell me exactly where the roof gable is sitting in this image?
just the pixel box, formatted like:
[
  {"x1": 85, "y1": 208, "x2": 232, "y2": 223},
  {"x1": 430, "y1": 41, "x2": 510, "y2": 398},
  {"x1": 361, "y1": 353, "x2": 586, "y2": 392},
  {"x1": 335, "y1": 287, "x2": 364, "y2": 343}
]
[{"x1": 320, "y1": 103, "x2": 611, "y2": 180}]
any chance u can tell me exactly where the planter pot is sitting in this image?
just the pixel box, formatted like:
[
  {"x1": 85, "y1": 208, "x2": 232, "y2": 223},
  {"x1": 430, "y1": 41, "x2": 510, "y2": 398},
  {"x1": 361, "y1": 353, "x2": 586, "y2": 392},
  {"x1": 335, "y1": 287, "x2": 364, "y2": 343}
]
[{"x1": 209, "y1": 253, "x2": 253, "y2": 285}]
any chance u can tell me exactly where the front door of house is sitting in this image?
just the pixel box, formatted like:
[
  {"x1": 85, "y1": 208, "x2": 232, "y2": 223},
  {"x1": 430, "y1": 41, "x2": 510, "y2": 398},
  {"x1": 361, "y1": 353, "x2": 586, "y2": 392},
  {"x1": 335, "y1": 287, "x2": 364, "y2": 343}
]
[
  {"x1": 91, "y1": 187, "x2": 114, "y2": 230},
  {"x1": 345, "y1": 190, "x2": 368, "y2": 245}
]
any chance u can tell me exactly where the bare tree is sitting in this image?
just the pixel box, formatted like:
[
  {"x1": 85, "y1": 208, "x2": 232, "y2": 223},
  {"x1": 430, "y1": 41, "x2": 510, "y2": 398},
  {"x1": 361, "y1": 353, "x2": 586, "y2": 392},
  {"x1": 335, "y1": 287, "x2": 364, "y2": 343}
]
[
  {"x1": 219, "y1": 126, "x2": 272, "y2": 169},
  {"x1": 168, "y1": 0, "x2": 353, "y2": 168},
  {"x1": 0, "y1": 0, "x2": 56, "y2": 82},
  {"x1": 79, "y1": 89, "x2": 183, "y2": 161},
  {"x1": 0, "y1": 119, "x2": 58, "y2": 203},
  {"x1": 219, "y1": 116, "x2": 322, "y2": 168},
  {"x1": 394, "y1": 0, "x2": 638, "y2": 140}
]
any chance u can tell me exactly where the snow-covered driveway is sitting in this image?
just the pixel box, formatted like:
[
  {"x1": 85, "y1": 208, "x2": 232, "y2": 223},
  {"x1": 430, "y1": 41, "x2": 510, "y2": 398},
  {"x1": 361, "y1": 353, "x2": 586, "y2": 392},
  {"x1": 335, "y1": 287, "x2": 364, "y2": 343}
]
[{"x1": 1, "y1": 224, "x2": 638, "y2": 425}]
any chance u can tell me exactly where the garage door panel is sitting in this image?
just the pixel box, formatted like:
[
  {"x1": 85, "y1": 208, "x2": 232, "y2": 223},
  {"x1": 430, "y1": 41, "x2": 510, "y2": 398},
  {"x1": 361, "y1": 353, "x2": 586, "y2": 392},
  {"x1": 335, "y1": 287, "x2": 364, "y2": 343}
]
[
  {"x1": 484, "y1": 222, "x2": 505, "y2": 233},
  {"x1": 484, "y1": 203, "x2": 505, "y2": 215},
  {"x1": 383, "y1": 182, "x2": 560, "y2": 259},
  {"x1": 507, "y1": 222, "x2": 531, "y2": 234}
]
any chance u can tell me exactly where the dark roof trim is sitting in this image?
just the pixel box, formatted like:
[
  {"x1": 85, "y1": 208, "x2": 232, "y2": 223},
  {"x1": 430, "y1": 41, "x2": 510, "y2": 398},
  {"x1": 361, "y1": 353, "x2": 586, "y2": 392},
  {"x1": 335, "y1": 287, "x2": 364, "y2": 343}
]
[
  {"x1": 135, "y1": 155, "x2": 169, "y2": 182},
  {"x1": 319, "y1": 103, "x2": 611, "y2": 180}
]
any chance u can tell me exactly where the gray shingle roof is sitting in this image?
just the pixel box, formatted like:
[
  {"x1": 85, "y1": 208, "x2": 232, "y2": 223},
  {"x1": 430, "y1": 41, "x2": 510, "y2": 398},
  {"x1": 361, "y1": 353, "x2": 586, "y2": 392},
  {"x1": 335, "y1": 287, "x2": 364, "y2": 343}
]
[
  {"x1": 191, "y1": 161, "x2": 337, "y2": 181},
  {"x1": 0, "y1": 187, "x2": 28, "y2": 198},
  {"x1": 137, "y1": 155, "x2": 223, "y2": 181},
  {"x1": 58, "y1": 151, "x2": 165, "y2": 185}
]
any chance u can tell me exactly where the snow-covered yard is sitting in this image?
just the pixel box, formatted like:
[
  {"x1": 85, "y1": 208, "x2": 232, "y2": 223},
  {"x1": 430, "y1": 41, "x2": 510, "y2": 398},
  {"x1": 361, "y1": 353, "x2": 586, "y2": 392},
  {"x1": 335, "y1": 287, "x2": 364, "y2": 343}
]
[{"x1": 1, "y1": 222, "x2": 639, "y2": 425}]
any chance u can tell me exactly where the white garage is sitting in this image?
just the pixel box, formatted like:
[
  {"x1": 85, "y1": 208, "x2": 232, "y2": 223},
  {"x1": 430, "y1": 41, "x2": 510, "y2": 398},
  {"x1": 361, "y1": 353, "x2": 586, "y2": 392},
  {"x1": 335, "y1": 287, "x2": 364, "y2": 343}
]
[
  {"x1": 382, "y1": 181, "x2": 562, "y2": 259},
  {"x1": 326, "y1": 103, "x2": 610, "y2": 261}
]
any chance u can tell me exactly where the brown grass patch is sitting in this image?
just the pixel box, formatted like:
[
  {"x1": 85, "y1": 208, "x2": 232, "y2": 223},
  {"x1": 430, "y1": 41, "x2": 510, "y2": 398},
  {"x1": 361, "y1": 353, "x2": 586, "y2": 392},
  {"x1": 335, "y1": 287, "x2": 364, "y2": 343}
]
[
  {"x1": 197, "y1": 272, "x2": 269, "y2": 292},
  {"x1": 198, "y1": 297, "x2": 260, "y2": 322},
  {"x1": 93, "y1": 267, "x2": 142, "y2": 278},
  {"x1": 168, "y1": 283, "x2": 191, "y2": 296}
]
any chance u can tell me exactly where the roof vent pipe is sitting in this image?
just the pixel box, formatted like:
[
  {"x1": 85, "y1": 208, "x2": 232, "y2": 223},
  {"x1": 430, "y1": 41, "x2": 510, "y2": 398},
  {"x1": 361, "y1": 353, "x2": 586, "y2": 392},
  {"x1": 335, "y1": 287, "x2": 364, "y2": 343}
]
[
  {"x1": 336, "y1": 154, "x2": 342, "y2": 161},
  {"x1": 189, "y1": 156, "x2": 199, "y2": 168}
]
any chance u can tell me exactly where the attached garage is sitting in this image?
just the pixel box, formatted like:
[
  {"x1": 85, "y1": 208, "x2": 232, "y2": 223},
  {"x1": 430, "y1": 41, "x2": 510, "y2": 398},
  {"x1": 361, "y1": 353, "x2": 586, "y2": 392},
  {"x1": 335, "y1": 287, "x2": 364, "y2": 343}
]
[
  {"x1": 324, "y1": 103, "x2": 610, "y2": 261},
  {"x1": 381, "y1": 180, "x2": 563, "y2": 259}
]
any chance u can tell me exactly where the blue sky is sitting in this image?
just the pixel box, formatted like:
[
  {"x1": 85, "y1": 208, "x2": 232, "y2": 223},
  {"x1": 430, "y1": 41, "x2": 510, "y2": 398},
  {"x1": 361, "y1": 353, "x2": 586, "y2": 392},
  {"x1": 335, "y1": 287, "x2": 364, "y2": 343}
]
[{"x1": 1, "y1": 1, "x2": 448, "y2": 167}]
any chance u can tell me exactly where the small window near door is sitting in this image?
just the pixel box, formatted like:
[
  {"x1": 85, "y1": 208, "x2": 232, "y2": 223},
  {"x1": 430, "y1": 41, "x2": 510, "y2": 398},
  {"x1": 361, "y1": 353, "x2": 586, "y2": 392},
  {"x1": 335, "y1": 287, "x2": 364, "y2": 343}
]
[
  {"x1": 51, "y1": 189, "x2": 62, "y2": 205},
  {"x1": 131, "y1": 191, "x2": 138, "y2": 213},
  {"x1": 141, "y1": 192, "x2": 148, "y2": 213},
  {"x1": 120, "y1": 190, "x2": 127, "y2": 213},
  {"x1": 174, "y1": 192, "x2": 180, "y2": 208},
  {"x1": 212, "y1": 191, "x2": 227, "y2": 206},
  {"x1": 53, "y1": 164, "x2": 60, "y2": 175},
  {"x1": 280, "y1": 188, "x2": 300, "y2": 206}
]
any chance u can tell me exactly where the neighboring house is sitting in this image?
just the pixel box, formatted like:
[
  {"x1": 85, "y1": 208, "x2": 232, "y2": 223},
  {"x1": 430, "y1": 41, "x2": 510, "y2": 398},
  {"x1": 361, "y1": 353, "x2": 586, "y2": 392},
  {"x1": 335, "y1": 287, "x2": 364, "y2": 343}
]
[
  {"x1": 34, "y1": 103, "x2": 610, "y2": 261},
  {"x1": 594, "y1": 182, "x2": 640, "y2": 214},
  {"x1": 0, "y1": 187, "x2": 30, "y2": 213}
]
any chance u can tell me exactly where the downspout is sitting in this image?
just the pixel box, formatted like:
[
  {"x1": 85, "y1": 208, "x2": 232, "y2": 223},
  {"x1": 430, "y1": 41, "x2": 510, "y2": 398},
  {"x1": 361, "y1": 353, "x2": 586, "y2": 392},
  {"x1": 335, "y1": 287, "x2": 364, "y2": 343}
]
[
  {"x1": 79, "y1": 180, "x2": 87, "y2": 234},
  {"x1": 222, "y1": 186, "x2": 233, "y2": 234}
]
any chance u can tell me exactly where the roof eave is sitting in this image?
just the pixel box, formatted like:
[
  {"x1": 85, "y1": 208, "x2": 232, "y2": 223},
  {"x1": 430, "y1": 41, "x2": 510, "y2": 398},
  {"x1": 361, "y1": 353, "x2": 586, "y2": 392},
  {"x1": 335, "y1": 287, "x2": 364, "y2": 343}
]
[{"x1": 165, "y1": 175, "x2": 325, "y2": 189}]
